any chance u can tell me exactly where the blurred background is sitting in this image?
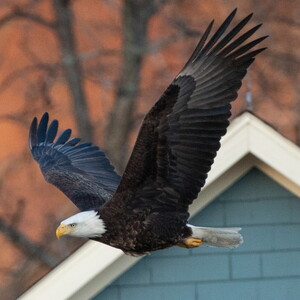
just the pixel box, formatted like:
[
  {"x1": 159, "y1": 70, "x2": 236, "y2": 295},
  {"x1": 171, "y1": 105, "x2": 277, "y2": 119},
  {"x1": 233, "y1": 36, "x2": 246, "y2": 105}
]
[{"x1": 0, "y1": 0, "x2": 298, "y2": 298}]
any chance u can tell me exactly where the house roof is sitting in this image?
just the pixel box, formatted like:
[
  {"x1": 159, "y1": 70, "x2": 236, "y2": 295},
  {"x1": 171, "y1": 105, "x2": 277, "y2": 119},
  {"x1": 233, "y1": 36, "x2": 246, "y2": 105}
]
[{"x1": 19, "y1": 112, "x2": 300, "y2": 300}]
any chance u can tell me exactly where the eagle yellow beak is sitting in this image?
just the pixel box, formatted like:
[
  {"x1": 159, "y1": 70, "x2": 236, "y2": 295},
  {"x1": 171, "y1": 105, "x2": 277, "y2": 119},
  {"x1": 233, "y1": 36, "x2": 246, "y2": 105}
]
[{"x1": 56, "y1": 224, "x2": 74, "y2": 239}]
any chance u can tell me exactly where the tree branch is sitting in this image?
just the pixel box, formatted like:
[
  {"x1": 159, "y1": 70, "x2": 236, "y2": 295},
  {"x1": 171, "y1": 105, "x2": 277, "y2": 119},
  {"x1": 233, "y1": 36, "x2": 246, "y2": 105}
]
[
  {"x1": 0, "y1": 217, "x2": 59, "y2": 267},
  {"x1": 0, "y1": 8, "x2": 55, "y2": 29},
  {"x1": 52, "y1": 0, "x2": 93, "y2": 141},
  {"x1": 14, "y1": 8, "x2": 56, "y2": 29},
  {"x1": 105, "y1": 0, "x2": 162, "y2": 172},
  {"x1": 0, "y1": 63, "x2": 57, "y2": 94}
]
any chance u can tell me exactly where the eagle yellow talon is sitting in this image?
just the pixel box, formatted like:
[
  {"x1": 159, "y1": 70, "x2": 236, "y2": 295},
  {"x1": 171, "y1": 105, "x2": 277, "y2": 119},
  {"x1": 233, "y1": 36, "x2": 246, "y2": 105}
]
[{"x1": 177, "y1": 238, "x2": 203, "y2": 248}]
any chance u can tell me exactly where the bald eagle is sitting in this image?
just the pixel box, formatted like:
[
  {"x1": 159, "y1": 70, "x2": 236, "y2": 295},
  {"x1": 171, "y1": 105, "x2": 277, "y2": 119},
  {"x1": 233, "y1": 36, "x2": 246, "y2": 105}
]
[{"x1": 29, "y1": 10, "x2": 266, "y2": 256}]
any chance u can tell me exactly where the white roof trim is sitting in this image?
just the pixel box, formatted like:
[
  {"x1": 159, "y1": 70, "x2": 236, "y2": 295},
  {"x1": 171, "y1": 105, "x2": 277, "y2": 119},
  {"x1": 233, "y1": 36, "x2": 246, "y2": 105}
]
[{"x1": 19, "y1": 112, "x2": 300, "y2": 300}]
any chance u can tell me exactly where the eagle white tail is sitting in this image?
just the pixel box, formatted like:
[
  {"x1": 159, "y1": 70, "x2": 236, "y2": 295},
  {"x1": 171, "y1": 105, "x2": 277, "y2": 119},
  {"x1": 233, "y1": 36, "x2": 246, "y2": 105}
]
[{"x1": 188, "y1": 225, "x2": 243, "y2": 248}]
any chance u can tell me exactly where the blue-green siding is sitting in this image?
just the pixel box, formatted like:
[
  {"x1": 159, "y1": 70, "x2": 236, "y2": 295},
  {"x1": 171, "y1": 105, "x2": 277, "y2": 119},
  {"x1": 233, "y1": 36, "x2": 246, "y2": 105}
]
[{"x1": 94, "y1": 168, "x2": 300, "y2": 300}]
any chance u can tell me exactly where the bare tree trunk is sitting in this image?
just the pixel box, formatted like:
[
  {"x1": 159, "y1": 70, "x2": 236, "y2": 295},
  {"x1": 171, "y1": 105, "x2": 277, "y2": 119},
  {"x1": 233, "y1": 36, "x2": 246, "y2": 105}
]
[
  {"x1": 52, "y1": 0, "x2": 93, "y2": 141},
  {"x1": 105, "y1": 0, "x2": 159, "y2": 172}
]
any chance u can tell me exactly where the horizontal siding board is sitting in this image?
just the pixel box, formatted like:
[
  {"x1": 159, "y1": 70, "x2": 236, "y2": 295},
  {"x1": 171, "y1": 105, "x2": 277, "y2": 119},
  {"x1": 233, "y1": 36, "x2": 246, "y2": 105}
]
[
  {"x1": 224, "y1": 199, "x2": 292, "y2": 226},
  {"x1": 218, "y1": 168, "x2": 293, "y2": 202},
  {"x1": 113, "y1": 260, "x2": 151, "y2": 285},
  {"x1": 233, "y1": 226, "x2": 275, "y2": 253},
  {"x1": 150, "y1": 246, "x2": 190, "y2": 258},
  {"x1": 289, "y1": 199, "x2": 300, "y2": 222},
  {"x1": 190, "y1": 202, "x2": 226, "y2": 227},
  {"x1": 93, "y1": 287, "x2": 119, "y2": 300},
  {"x1": 196, "y1": 281, "x2": 259, "y2": 300},
  {"x1": 120, "y1": 284, "x2": 196, "y2": 300},
  {"x1": 262, "y1": 251, "x2": 300, "y2": 277},
  {"x1": 197, "y1": 278, "x2": 300, "y2": 300},
  {"x1": 231, "y1": 254, "x2": 261, "y2": 279},
  {"x1": 234, "y1": 224, "x2": 300, "y2": 253},
  {"x1": 259, "y1": 278, "x2": 300, "y2": 300},
  {"x1": 272, "y1": 224, "x2": 300, "y2": 250},
  {"x1": 150, "y1": 255, "x2": 229, "y2": 283}
]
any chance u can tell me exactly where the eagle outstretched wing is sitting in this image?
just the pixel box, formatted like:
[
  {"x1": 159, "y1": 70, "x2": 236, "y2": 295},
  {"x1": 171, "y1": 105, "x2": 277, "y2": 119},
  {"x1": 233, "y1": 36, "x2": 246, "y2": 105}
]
[
  {"x1": 103, "y1": 9, "x2": 267, "y2": 214},
  {"x1": 29, "y1": 113, "x2": 120, "y2": 211}
]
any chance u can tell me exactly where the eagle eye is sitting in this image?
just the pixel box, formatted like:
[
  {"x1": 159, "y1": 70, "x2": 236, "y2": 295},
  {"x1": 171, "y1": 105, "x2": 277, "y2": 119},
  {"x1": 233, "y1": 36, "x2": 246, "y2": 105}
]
[{"x1": 70, "y1": 223, "x2": 77, "y2": 227}]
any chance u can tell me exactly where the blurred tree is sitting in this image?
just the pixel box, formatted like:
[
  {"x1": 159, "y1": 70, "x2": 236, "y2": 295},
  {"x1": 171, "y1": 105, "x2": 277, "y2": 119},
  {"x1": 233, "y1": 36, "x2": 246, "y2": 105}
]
[
  {"x1": 0, "y1": 0, "x2": 298, "y2": 298},
  {"x1": 0, "y1": 0, "x2": 93, "y2": 141},
  {"x1": 53, "y1": 0, "x2": 93, "y2": 141},
  {"x1": 105, "y1": 0, "x2": 170, "y2": 172}
]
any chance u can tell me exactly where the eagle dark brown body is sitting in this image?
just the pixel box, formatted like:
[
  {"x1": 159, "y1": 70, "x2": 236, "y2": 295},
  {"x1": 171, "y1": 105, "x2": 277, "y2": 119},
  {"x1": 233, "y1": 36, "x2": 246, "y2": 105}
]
[
  {"x1": 97, "y1": 191, "x2": 192, "y2": 255},
  {"x1": 29, "y1": 10, "x2": 267, "y2": 255}
]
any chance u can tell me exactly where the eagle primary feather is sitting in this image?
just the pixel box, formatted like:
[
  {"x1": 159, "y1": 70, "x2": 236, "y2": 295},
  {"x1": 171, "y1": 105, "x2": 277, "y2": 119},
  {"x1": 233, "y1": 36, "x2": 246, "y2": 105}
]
[
  {"x1": 29, "y1": 10, "x2": 267, "y2": 256},
  {"x1": 29, "y1": 113, "x2": 121, "y2": 211}
]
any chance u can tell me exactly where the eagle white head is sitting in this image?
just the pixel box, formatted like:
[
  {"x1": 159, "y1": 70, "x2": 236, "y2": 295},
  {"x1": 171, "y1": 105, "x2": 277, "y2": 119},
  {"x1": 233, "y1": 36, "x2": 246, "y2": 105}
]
[{"x1": 56, "y1": 210, "x2": 106, "y2": 239}]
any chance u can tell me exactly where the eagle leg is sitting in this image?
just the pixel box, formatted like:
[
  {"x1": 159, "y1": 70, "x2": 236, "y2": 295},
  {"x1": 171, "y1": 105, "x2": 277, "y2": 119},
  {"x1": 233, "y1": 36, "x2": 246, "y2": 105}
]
[{"x1": 177, "y1": 237, "x2": 203, "y2": 248}]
